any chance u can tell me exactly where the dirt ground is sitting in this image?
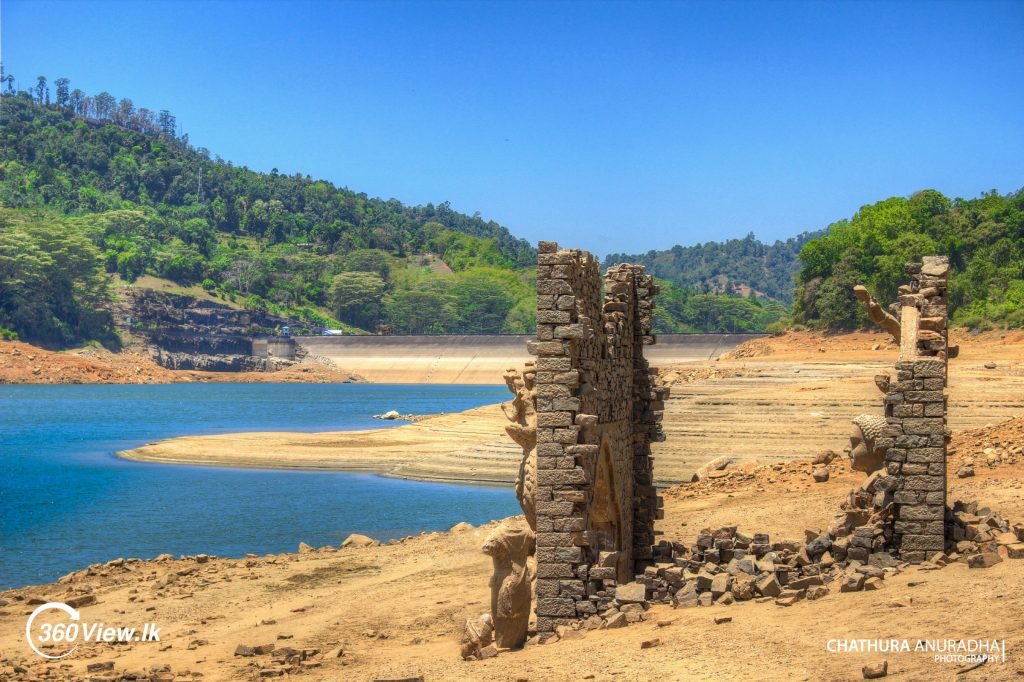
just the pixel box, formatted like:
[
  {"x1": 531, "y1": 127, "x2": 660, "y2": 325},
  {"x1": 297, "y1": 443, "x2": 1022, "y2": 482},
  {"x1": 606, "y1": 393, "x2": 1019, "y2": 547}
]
[
  {"x1": 0, "y1": 342, "x2": 363, "y2": 385},
  {"x1": 3, "y1": 418, "x2": 1023, "y2": 682},
  {"x1": 3, "y1": 330, "x2": 1024, "y2": 681}
]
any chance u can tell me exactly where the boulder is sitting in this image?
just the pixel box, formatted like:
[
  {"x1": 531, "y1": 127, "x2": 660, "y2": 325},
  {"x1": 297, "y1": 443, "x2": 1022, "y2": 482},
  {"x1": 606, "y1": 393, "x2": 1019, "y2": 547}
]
[
  {"x1": 340, "y1": 533, "x2": 378, "y2": 548},
  {"x1": 862, "y1": 661, "x2": 888, "y2": 679},
  {"x1": 615, "y1": 582, "x2": 647, "y2": 604},
  {"x1": 756, "y1": 575, "x2": 781, "y2": 598}
]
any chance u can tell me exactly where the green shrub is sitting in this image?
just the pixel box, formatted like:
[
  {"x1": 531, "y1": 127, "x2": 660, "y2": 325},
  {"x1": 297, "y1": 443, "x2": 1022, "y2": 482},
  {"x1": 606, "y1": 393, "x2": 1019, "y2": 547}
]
[{"x1": 766, "y1": 318, "x2": 793, "y2": 336}]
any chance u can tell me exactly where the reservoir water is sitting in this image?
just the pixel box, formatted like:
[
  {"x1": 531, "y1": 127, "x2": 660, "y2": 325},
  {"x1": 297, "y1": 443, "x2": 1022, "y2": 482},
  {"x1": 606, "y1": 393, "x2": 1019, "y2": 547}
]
[{"x1": 0, "y1": 383, "x2": 519, "y2": 590}]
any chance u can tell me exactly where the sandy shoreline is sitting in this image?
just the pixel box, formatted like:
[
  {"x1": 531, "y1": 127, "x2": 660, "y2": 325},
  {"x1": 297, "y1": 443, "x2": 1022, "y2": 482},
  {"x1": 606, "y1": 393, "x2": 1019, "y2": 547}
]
[{"x1": 117, "y1": 403, "x2": 523, "y2": 485}]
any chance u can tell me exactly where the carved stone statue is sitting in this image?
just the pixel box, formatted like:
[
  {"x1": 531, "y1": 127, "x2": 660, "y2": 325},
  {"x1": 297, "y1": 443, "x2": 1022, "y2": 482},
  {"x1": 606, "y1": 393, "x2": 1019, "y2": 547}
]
[
  {"x1": 460, "y1": 613, "x2": 493, "y2": 660},
  {"x1": 853, "y1": 285, "x2": 900, "y2": 342},
  {"x1": 848, "y1": 414, "x2": 889, "y2": 473},
  {"x1": 482, "y1": 522, "x2": 535, "y2": 650},
  {"x1": 502, "y1": 367, "x2": 538, "y2": 532}
]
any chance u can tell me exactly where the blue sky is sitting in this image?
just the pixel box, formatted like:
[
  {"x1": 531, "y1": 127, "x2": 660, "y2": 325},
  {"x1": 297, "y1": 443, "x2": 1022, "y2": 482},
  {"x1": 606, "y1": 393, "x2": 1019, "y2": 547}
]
[{"x1": 2, "y1": 0, "x2": 1022, "y2": 256}]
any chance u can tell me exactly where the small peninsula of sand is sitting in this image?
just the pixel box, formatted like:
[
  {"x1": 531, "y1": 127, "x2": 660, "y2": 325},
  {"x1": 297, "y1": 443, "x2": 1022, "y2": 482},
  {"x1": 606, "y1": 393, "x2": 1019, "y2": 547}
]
[{"x1": 117, "y1": 404, "x2": 523, "y2": 484}]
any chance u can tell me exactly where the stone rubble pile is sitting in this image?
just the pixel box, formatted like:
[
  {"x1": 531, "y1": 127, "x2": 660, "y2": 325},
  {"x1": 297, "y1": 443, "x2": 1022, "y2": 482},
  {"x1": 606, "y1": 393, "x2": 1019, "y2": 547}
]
[
  {"x1": 550, "y1": 500, "x2": 1024, "y2": 637},
  {"x1": 948, "y1": 500, "x2": 1024, "y2": 565}
]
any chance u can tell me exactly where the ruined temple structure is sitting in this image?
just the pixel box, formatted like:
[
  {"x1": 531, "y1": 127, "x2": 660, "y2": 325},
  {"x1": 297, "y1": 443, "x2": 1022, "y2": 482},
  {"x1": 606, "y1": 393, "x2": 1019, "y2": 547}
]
[
  {"x1": 456, "y1": 252, "x2": 1024, "y2": 651},
  {"x1": 499, "y1": 241, "x2": 668, "y2": 639},
  {"x1": 849, "y1": 256, "x2": 952, "y2": 562}
]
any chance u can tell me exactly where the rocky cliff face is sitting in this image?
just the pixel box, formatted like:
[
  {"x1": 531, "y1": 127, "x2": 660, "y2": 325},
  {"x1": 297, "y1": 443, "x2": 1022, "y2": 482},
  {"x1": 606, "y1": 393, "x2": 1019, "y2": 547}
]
[{"x1": 115, "y1": 289, "x2": 299, "y2": 372}]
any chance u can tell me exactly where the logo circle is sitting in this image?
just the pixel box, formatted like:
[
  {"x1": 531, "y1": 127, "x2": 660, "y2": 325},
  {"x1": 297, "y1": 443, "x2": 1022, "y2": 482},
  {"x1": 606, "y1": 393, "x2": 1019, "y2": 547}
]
[{"x1": 25, "y1": 602, "x2": 80, "y2": 660}]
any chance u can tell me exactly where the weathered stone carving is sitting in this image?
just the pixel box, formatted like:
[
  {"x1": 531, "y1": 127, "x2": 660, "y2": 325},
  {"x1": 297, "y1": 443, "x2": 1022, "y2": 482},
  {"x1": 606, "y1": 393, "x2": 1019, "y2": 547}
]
[
  {"x1": 847, "y1": 414, "x2": 889, "y2": 472},
  {"x1": 502, "y1": 367, "x2": 538, "y2": 532},
  {"x1": 460, "y1": 613, "x2": 493, "y2": 660},
  {"x1": 853, "y1": 285, "x2": 900, "y2": 342},
  {"x1": 482, "y1": 522, "x2": 534, "y2": 650},
  {"x1": 848, "y1": 256, "x2": 951, "y2": 563}
]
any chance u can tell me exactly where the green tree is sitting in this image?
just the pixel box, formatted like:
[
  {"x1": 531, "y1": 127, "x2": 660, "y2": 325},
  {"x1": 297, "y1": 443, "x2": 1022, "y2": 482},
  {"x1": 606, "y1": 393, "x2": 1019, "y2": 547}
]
[
  {"x1": 328, "y1": 271, "x2": 386, "y2": 328},
  {"x1": 385, "y1": 289, "x2": 456, "y2": 334},
  {"x1": 344, "y1": 248, "x2": 391, "y2": 279}
]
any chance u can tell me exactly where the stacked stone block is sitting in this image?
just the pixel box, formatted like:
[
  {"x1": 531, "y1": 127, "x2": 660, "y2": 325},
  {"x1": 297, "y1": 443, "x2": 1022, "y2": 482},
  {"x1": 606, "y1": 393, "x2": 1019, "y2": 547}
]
[
  {"x1": 877, "y1": 257, "x2": 950, "y2": 563},
  {"x1": 528, "y1": 241, "x2": 667, "y2": 636}
]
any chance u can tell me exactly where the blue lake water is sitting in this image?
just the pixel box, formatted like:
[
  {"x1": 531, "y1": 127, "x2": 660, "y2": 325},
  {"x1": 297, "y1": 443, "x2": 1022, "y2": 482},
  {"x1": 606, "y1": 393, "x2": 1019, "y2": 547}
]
[{"x1": 0, "y1": 383, "x2": 519, "y2": 590}]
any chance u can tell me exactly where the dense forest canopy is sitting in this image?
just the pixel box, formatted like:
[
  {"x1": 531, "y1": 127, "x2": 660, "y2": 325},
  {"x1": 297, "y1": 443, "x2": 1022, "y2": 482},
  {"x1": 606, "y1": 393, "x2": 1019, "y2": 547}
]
[
  {"x1": 0, "y1": 76, "x2": 541, "y2": 345},
  {"x1": 605, "y1": 231, "x2": 821, "y2": 304},
  {"x1": 793, "y1": 189, "x2": 1024, "y2": 330}
]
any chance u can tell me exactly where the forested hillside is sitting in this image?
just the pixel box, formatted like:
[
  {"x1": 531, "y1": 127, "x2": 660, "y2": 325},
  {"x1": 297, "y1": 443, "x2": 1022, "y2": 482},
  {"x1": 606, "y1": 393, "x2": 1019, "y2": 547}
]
[
  {"x1": 605, "y1": 231, "x2": 820, "y2": 304},
  {"x1": 0, "y1": 78, "x2": 538, "y2": 346},
  {"x1": 793, "y1": 189, "x2": 1024, "y2": 330},
  {"x1": 8, "y1": 76, "x2": 1012, "y2": 348},
  {"x1": 0, "y1": 76, "x2": 796, "y2": 346}
]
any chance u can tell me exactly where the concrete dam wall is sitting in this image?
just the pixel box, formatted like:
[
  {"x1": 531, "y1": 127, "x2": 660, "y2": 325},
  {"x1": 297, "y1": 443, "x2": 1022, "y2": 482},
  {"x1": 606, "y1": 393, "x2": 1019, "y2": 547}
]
[{"x1": 296, "y1": 333, "x2": 763, "y2": 384}]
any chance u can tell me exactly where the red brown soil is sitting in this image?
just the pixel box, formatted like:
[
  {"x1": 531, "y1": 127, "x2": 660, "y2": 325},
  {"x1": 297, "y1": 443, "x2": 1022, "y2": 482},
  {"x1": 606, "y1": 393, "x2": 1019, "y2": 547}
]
[{"x1": 0, "y1": 342, "x2": 362, "y2": 384}]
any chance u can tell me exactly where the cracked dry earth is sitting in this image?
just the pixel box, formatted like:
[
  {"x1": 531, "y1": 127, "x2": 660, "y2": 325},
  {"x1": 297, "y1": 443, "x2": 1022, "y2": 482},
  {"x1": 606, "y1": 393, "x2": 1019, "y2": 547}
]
[{"x1": 3, "y1": 433, "x2": 1024, "y2": 682}]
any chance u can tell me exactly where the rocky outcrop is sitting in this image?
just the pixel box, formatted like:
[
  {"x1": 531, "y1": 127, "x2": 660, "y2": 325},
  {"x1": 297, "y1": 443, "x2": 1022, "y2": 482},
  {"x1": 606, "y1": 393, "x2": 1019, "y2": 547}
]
[{"x1": 116, "y1": 288, "x2": 299, "y2": 372}]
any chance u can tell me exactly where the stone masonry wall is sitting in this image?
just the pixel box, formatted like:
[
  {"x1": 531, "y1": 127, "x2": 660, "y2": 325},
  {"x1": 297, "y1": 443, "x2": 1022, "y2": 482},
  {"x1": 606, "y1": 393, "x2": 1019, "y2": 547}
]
[
  {"x1": 529, "y1": 241, "x2": 667, "y2": 636},
  {"x1": 878, "y1": 256, "x2": 950, "y2": 563}
]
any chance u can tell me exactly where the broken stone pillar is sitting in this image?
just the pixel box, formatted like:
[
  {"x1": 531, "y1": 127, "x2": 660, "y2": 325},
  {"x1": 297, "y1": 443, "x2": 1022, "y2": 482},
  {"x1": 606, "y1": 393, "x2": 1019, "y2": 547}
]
[
  {"x1": 875, "y1": 256, "x2": 950, "y2": 562},
  {"x1": 508, "y1": 241, "x2": 667, "y2": 637}
]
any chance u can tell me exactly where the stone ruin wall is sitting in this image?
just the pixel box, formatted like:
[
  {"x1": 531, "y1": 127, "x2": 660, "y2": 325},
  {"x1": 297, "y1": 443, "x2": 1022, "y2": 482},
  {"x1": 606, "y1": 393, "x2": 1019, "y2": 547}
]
[
  {"x1": 877, "y1": 256, "x2": 951, "y2": 562},
  {"x1": 462, "y1": 250, "x2": 1024, "y2": 661},
  {"x1": 529, "y1": 241, "x2": 667, "y2": 636}
]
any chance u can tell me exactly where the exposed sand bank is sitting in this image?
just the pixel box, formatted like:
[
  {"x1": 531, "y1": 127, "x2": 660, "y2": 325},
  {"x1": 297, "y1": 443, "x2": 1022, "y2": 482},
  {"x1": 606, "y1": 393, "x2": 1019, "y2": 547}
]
[
  {"x1": 120, "y1": 330, "x2": 1024, "y2": 484},
  {"x1": 118, "y1": 404, "x2": 522, "y2": 484}
]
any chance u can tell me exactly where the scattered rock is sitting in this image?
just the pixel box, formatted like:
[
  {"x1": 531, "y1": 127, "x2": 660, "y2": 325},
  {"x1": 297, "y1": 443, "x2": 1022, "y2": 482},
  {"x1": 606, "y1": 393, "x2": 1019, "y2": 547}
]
[
  {"x1": 65, "y1": 594, "x2": 96, "y2": 608},
  {"x1": 862, "y1": 660, "x2": 888, "y2": 679},
  {"x1": 555, "y1": 625, "x2": 582, "y2": 640},
  {"x1": 640, "y1": 638, "x2": 661, "y2": 649},
  {"x1": 812, "y1": 468, "x2": 830, "y2": 483},
  {"x1": 341, "y1": 533, "x2": 378, "y2": 548},
  {"x1": 813, "y1": 450, "x2": 838, "y2": 465},
  {"x1": 714, "y1": 616, "x2": 732, "y2": 624},
  {"x1": 615, "y1": 582, "x2": 647, "y2": 604},
  {"x1": 967, "y1": 552, "x2": 1002, "y2": 568},
  {"x1": 957, "y1": 465, "x2": 975, "y2": 478},
  {"x1": 604, "y1": 612, "x2": 627, "y2": 629}
]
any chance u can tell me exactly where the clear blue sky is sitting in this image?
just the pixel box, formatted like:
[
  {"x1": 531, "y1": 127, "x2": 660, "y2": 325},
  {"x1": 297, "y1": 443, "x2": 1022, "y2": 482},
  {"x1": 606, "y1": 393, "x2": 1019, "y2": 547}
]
[{"x1": 2, "y1": 0, "x2": 1022, "y2": 256}]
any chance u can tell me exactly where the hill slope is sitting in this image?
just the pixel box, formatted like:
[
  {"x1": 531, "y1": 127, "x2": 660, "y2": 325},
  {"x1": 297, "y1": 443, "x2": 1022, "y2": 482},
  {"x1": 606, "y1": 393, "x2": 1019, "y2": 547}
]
[
  {"x1": 792, "y1": 189, "x2": 1024, "y2": 330},
  {"x1": 0, "y1": 88, "x2": 539, "y2": 345},
  {"x1": 605, "y1": 231, "x2": 821, "y2": 305}
]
